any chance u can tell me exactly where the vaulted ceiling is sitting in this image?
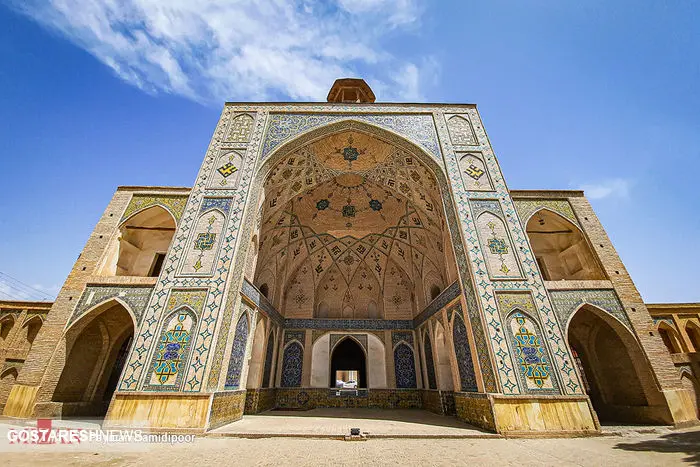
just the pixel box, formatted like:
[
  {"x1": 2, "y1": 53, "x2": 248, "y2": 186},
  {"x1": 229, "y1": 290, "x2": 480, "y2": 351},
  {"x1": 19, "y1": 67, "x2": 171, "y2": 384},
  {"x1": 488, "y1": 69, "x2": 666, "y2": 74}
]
[{"x1": 254, "y1": 131, "x2": 452, "y2": 319}]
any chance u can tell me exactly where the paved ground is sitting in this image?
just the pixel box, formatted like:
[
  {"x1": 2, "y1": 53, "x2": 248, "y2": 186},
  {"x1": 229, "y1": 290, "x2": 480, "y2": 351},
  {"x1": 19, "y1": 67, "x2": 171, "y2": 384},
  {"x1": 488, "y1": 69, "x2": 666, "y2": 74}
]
[
  {"x1": 1, "y1": 410, "x2": 699, "y2": 466},
  {"x1": 0, "y1": 427, "x2": 699, "y2": 466},
  {"x1": 213, "y1": 408, "x2": 495, "y2": 437}
]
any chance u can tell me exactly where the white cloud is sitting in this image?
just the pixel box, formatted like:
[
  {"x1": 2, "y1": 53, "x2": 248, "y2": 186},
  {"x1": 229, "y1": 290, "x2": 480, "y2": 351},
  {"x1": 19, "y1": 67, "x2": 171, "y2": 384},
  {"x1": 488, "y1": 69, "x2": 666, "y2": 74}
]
[
  {"x1": 579, "y1": 178, "x2": 632, "y2": 200},
  {"x1": 10, "y1": 0, "x2": 432, "y2": 104}
]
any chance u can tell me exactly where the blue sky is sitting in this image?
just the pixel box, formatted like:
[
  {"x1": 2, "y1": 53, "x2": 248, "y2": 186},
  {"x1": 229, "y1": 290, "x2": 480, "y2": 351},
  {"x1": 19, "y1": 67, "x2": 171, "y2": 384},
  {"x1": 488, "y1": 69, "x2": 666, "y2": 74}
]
[{"x1": 0, "y1": 1, "x2": 698, "y2": 303}]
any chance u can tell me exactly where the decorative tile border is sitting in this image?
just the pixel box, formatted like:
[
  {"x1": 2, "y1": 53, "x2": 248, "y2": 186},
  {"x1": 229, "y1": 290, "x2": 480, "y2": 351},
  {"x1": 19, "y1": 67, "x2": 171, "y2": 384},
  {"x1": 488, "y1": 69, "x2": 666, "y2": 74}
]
[
  {"x1": 262, "y1": 113, "x2": 440, "y2": 161},
  {"x1": 286, "y1": 319, "x2": 413, "y2": 331},
  {"x1": 512, "y1": 199, "x2": 580, "y2": 227},
  {"x1": 121, "y1": 194, "x2": 188, "y2": 223},
  {"x1": 69, "y1": 285, "x2": 154, "y2": 327},
  {"x1": 413, "y1": 281, "x2": 460, "y2": 327},
  {"x1": 549, "y1": 289, "x2": 632, "y2": 332}
]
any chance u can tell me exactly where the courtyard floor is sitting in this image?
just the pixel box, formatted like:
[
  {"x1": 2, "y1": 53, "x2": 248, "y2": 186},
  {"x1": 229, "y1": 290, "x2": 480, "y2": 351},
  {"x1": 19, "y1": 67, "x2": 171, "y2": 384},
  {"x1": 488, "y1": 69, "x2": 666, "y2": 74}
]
[
  {"x1": 0, "y1": 426, "x2": 699, "y2": 466},
  {"x1": 1, "y1": 410, "x2": 699, "y2": 466},
  {"x1": 212, "y1": 408, "x2": 496, "y2": 438}
]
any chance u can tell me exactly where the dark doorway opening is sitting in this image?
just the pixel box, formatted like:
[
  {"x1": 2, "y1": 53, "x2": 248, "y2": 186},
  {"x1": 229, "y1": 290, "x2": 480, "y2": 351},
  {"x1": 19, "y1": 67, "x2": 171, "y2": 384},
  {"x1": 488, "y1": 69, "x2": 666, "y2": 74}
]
[{"x1": 330, "y1": 338, "x2": 367, "y2": 388}]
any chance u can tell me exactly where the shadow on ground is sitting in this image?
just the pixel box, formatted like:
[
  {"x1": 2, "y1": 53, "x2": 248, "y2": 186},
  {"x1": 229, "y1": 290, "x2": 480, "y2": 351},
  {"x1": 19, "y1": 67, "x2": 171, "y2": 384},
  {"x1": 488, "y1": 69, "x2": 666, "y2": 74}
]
[{"x1": 614, "y1": 430, "x2": 700, "y2": 466}]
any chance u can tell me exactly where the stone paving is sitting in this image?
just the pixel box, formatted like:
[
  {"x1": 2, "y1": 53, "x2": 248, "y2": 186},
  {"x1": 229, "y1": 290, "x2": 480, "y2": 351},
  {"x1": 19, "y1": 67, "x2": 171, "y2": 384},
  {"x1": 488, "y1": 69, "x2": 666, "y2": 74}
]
[
  {"x1": 212, "y1": 408, "x2": 495, "y2": 438},
  {"x1": 0, "y1": 427, "x2": 699, "y2": 466}
]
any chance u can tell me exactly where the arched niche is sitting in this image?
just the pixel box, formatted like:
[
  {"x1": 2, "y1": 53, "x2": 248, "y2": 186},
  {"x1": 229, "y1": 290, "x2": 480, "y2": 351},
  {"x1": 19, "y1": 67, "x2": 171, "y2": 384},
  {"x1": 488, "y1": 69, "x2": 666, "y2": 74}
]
[
  {"x1": 281, "y1": 341, "x2": 303, "y2": 388},
  {"x1": 261, "y1": 328, "x2": 277, "y2": 388},
  {"x1": 246, "y1": 316, "x2": 268, "y2": 389},
  {"x1": 657, "y1": 322, "x2": 684, "y2": 354},
  {"x1": 225, "y1": 312, "x2": 251, "y2": 389},
  {"x1": 330, "y1": 337, "x2": 367, "y2": 388},
  {"x1": 0, "y1": 315, "x2": 15, "y2": 346},
  {"x1": 685, "y1": 321, "x2": 700, "y2": 352},
  {"x1": 52, "y1": 300, "x2": 135, "y2": 416},
  {"x1": 567, "y1": 304, "x2": 658, "y2": 423},
  {"x1": 422, "y1": 331, "x2": 437, "y2": 390},
  {"x1": 434, "y1": 321, "x2": 454, "y2": 390},
  {"x1": 251, "y1": 120, "x2": 458, "y2": 326},
  {"x1": 0, "y1": 367, "x2": 19, "y2": 410},
  {"x1": 100, "y1": 205, "x2": 176, "y2": 277},
  {"x1": 526, "y1": 209, "x2": 605, "y2": 281}
]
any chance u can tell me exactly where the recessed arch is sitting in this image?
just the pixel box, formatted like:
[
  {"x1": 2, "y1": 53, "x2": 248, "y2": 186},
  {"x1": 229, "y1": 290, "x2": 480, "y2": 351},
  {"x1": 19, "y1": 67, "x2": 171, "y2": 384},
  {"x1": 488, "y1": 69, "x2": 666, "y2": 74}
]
[
  {"x1": 52, "y1": 300, "x2": 135, "y2": 416},
  {"x1": 657, "y1": 321, "x2": 684, "y2": 354},
  {"x1": 566, "y1": 303, "x2": 657, "y2": 423},
  {"x1": 680, "y1": 370, "x2": 700, "y2": 418},
  {"x1": 252, "y1": 119, "x2": 462, "y2": 327},
  {"x1": 100, "y1": 205, "x2": 176, "y2": 277},
  {"x1": 526, "y1": 208, "x2": 605, "y2": 281},
  {"x1": 0, "y1": 315, "x2": 16, "y2": 346},
  {"x1": 0, "y1": 367, "x2": 19, "y2": 409},
  {"x1": 330, "y1": 336, "x2": 367, "y2": 388},
  {"x1": 684, "y1": 321, "x2": 700, "y2": 352}
]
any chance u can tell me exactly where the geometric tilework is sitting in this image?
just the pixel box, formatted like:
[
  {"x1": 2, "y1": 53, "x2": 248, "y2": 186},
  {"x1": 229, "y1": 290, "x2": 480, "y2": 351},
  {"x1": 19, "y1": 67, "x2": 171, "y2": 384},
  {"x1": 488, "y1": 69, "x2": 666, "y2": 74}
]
[
  {"x1": 119, "y1": 107, "x2": 265, "y2": 394},
  {"x1": 423, "y1": 333, "x2": 437, "y2": 390},
  {"x1": 513, "y1": 199, "x2": 580, "y2": 227},
  {"x1": 496, "y1": 292, "x2": 536, "y2": 316},
  {"x1": 392, "y1": 331, "x2": 414, "y2": 348},
  {"x1": 436, "y1": 107, "x2": 582, "y2": 396},
  {"x1": 330, "y1": 334, "x2": 367, "y2": 353},
  {"x1": 281, "y1": 341, "x2": 303, "y2": 387},
  {"x1": 446, "y1": 115, "x2": 477, "y2": 146},
  {"x1": 224, "y1": 312, "x2": 250, "y2": 389},
  {"x1": 508, "y1": 311, "x2": 558, "y2": 392},
  {"x1": 70, "y1": 285, "x2": 153, "y2": 327},
  {"x1": 549, "y1": 289, "x2": 632, "y2": 332},
  {"x1": 226, "y1": 114, "x2": 254, "y2": 142},
  {"x1": 452, "y1": 312, "x2": 478, "y2": 392},
  {"x1": 284, "y1": 330, "x2": 305, "y2": 347},
  {"x1": 121, "y1": 194, "x2": 188, "y2": 223},
  {"x1": 140, "y1": 289, "x2": 207, "y2": 392},
  {"x1": 148, "y1": 308, "x2": 197, "y2": 390},
  {"x1": 262, "y1": 113, "x2": 441, "y2": 161},
  {"x1": 394, "y1": 342, "x2": 417, "y2": 388},
  {"x1": 413, "y1": 280, "x2": 460, "y2": 327}
]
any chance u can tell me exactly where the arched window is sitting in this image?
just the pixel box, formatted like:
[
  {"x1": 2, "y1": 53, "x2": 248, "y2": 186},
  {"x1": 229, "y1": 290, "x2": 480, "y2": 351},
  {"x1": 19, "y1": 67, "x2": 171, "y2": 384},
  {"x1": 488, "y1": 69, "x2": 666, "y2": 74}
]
[
  {"x1": 685, "y1": 322, "x2": 700, "y2": 352},
  {"x1": 526, "y1": 209, "x2": 605, "y2": 281},
  {"x1": 100, "y1": 206, "x2": 176, "y2": 277}
]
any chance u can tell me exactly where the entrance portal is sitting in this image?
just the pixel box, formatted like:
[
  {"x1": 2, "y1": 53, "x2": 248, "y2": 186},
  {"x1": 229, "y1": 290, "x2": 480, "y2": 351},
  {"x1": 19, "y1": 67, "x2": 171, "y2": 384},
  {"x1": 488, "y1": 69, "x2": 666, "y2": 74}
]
[
  {"x1": 567, "y1": 305, "x2": 652, "y2": 423},
  {"x1": 330, "y1": 338, "x2": 366, "y2": 388},
  {"x1": 52, "y1": 301, "x2": 135, "y2": 417}
]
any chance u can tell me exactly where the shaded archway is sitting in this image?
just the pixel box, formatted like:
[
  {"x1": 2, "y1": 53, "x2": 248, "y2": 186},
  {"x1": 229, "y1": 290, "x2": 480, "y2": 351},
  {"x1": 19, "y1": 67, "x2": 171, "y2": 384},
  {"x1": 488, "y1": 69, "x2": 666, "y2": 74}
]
[
  {"x1": 526, "y1": 209, "x2": 605, "y2": 281},
  {"x1": 99, "y1": 205, "x2": 176, "y2": 277},
  {"x1": 567, "y1": 305, "x2": 655, "y2": 423},
  {"x1": 0, "y1": 368, "x2": 18, "y2": 410},
  {"x1": 52, "y1": 300, "x2": 135, "y2": 417},
  {"x1": 330, "y1": 338, "x2": 366, "y2": 388},
  {"x1": 685, "y1": 322, "x2": 700, "y2": 352},
  {"x1": 657, "y1": 322, "x2": 684, "y2": 354},
  {"x1": 680, "y1": 372, "x2": 700, "y2": 418}
]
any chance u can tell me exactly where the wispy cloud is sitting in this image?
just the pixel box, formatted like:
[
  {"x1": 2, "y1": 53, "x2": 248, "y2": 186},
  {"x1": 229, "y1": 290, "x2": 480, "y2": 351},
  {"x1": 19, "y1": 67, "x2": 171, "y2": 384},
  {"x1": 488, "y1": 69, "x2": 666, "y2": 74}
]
[
  {"x1": 579, "y1": 178, "x2": 632, "y2": 200},
  {"x1": 9, "y1": 0, "x2": 435, "y2": 104}
]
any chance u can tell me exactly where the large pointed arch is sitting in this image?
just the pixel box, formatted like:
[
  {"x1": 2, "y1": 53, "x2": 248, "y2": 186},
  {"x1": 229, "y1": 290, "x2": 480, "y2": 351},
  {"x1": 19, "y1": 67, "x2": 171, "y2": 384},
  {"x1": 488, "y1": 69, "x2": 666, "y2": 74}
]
[
  {"x1": 525, "y1": 208, "x2": 605, "y2": 281},
  {"x1": 566, "y1": 303, "x2": 660, "y2": 423},
  {"x1": 52, "y1": 299, "x2": 136, "y2": 416},
  {"x1": 99, "y1": 205, "x2": 177, "y2": 277}
]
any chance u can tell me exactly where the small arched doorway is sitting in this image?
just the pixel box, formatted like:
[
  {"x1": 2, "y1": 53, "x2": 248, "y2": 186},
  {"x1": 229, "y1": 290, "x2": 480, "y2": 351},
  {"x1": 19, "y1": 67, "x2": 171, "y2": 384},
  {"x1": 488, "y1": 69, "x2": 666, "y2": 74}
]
[
  {"x1": 52, "y1": 301, "x2": 135, "y2": 417},
  {"x1": 330, "y1": 338, "x2": 366, "y2": 389},
  {"x1": 567, "y1": 305, "x2": 653, "y2": 423}
]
